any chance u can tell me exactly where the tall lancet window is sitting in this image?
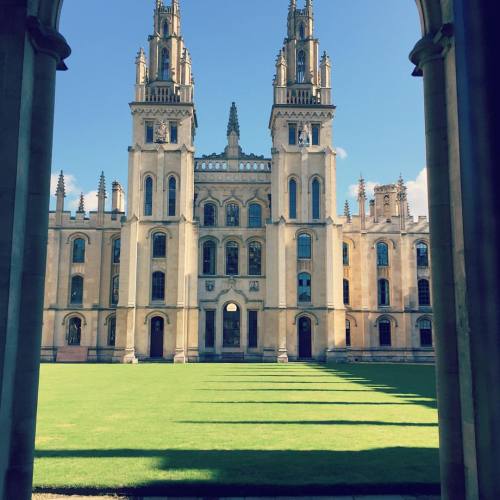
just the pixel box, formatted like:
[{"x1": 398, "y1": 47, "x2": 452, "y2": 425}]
[
  {"x1": 144, "y1": 176, "x2": 153, "y2": 216},
  {"x1": 161, "y1": 48, "x2": 170, "y2": 80},
  {"x1": 289, "y1": 179, "x2": 297, "y2": 219},
  {"x1": 299, "y1": 23, "x2": 305, "y2": 40},
  {"x1": 168, "y1": 177, "x2": 177, "y2": 216},
  {"x1": 312, "y1": 178, "x2": 321, "y2": 220},
  {"x1": 163, "y1": 21, "x2": 169, "y2": 38},
  {"x1": 297, "y1": 50, "x2": 306, "y2": 83}
]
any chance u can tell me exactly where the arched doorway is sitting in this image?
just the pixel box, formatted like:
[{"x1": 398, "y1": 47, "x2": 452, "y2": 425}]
[
  {"x1": 298, "y1": 316, "x2": 312, "y2": 359},
  {"x1": 150, "y1": 316, "x2": 164, "y2": 358},
  {"x1": 223, "y1": 303, "x2": 240, "y2": 348}
]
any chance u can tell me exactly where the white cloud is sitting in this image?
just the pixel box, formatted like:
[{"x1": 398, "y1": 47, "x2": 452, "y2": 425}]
[
  {"x1": 336, "y1": 147, "x2": 348, "y2": 160},
  {"x1": 406, "y1": 167, "x2": 428, "y2": 218}
]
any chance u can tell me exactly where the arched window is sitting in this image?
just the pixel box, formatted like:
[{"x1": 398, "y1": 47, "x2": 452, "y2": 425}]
[
  {"x1": 343, "y1": 279, "x2": 350, "y2": 305},
  {"x1": 72, "y1": 238, "x2": 85, "y2": 263},
  {"x1": 70, "y1": 276, "x2": 83, "y2": 305},
  {"x1": 152, "y1": 271, "x2": 165, "y2": 302},
  {"x1": 377, "y1": 242, "x2": 389, "y2": 266},
  {"x1": 419, "y1": 318, "x2": 433, "y2": 347},
  {"x1": 297, "y1": 233, "x2": 312, "y2": 259},
  {"x1": 67, "y1": 317, "x2": 82, "y2": 346},
  {"x1": 223, "y1": 303, "x2": 241, "y2": 348},
  {"x1": 312, "y1": 178, "x2": 320, "y2": 220},
  {"x1": 203, "y1": 240, "x2": 217, "y2": 276},
  {"x1": 299, "y1": 23, "x2": 305, "y2": 40},
  {"x1": 298, "y1": 272, "x2": 312, "y2": 303},
  {"x1": 108, "y1": 316, "x2": 116, "y2": 347},
  {"x1": 204, "y1": 203, "x2": 217, "y2": 227},
  {"x1": 297, "y1": 50, "x2": 306, "y2": 83},
  {"x1": 161, "y1": 48, "x2": 170, "y2": 80},
  {"x1": 378, "y1": 279, "x2": 390, "y2": 306},
  {"x1": 110, "y1": 275, "x2": 119, "y2": 306},
  {"x1": 152, "y1": 232, "x2": 167, "y2": 258},
  {"x1": 248, "y1": 242, "x2": 262, "y2": 276},
  {"x1": 226, "y1": 203, "x2": 240, "y2": 226},
  {"x1": 418, "y1": 279, "x2": 431, "y2": 306},
  {"x1": 112, "y1": 238, "x2": 121, "y2": 264},
  {"x1": 289, "y1": 178, "x2": 297, "y2": 219},
  {"x1": 248, "y1": 203, "x2": 262, "y2": 228},
  {"x1": 144, "y1": 176, "x2": 153, "y2": 216},
  {"x1": 168, "y1": 177, "x2": 177, "y2": 216},
  {"x1": 225, "y1": 241, "x2": 239, "y2": 276},
  {"x1": 346, "y1": 319, "x2": 351, "y2": 347},
  {"x1": 379, "y1": 318, "x2": 392, "y2": 346},
  {"x1": 416, "y1": 242, "x2": 429, "y2": 267},
  {"x1": 163, "y1": 21, "x2": 169, "y2": 37},
  {"x1": 343, "y1": 242, "x2": 349, "y2": 266}
]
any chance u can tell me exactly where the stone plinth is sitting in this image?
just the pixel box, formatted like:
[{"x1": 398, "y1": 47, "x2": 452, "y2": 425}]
[{"x1": 56, "y1": 346, "x2": 89, "y2": 363}]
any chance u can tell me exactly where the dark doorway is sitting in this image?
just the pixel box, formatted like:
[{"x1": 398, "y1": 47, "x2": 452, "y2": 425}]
[
  {"x1": 223, "y1": 303, "x2": 241, "y2": 348},
  {"x1": 298, "y1": 316, "x2": 312, "y2": 359},
  {"x1": 150, "y1": 316, "x2": 164, "y2": 358}
]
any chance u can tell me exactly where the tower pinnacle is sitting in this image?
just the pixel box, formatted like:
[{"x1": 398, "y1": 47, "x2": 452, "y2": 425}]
[
  {"x1": 55, "y1": 170, "x2": 65, "y2": 197},
  {"x1": 77, "y1": 193, "x2": 85, "y2": 214},
  {"x1": 227, "y1": 102, "x2": 240, "y2": 138}
]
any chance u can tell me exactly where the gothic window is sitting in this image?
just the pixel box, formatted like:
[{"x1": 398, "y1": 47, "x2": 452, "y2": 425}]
[
  {"x1": 205, "y1": 310, "x2": 216, "y2": 348},
  {"x1": 343, "y1": 242, "x2": 349, "y2": 266},
  {"x1": 67, "y1": 317, "x2": 82, "y2": 346},
  {"x1": 299, "y1": 23, "x2": 305, "y2": 40},
  {"x1": 343, "y1": 279, "x2": 350, "y2": 306},
  {"x1": 108, "y1": 316, "x2": 116, "y2": 347},
  {"x1": 248, "y1": 242, "x2": 262, "y2": 276},
  {"x1": 70, "y1": 276, "x2": 83, "y2": 305},
  {"x1": 110, "y1": 275, "x2": 119, "y2": 306},
  {"x1": 419, "y1": 318, "x2": 433, "y2": 347},
  {"x1": 153, "y1": 232, "x2": 167, "y2": 258},
  {"x1": 312, "y1": 178, "x2": 321, "y2": 220},
  {"x1": 203, "y1": 240, "x2": 217, "y2": 276},
  {"x1": 72, "y1": 238, "x2": 85, "y2": 263},
  {"x1": 204, "y1": 203, "x2": 217, "y2": 227},
  {"x1": 416, "y1": 242, "x2": 429, "y2": 267},
  {"x1": 163, "y1": 21, "x2": 169, "y2": 37},
  {"x1": 248, "y1": 310, "x2": 258, "y2": 348},
  {"x1": 298, "y1": 272, "x2": 312, "y2": 303},
  {"x1": 161, "y1": 48, "x2": 170, "y2": 80},
  {"x1": 144, "y1": 176, "x2": 153, "y2": 216},
  {"x1": 346, "y1": 319, "x2": 351, "y2": 347},
  {"x1": 152, "y1": 271, "x2": 165, "y2": 302},
  {"x1": 170, "y1": 122, "x2": 178, "y2": 144},
  {"x1": 223, "y1": 303, "x2": 240, "y2": 348},
  {"x1": 168, "y1": 177, "x2": 177, "y2": 216},
  {"x1": 379, "y1": 318, "x2": 392, "y2": 346},
  {"x1": 248, "y1": 203, "x2": 262, "y2": 228},
  {"x1": 297, "y1": 233, "x2": 312, "y2": 259},
  {"x1": 225, "y1": 241, "x2": 239, "y2": 276},
  {"x1": 289, "y1": 179, "x2": 297, "y2": 219},
  {"x1": 145, "y1": 121, "x2": 154, "y2": 143},
  {"x1": 112, "y1": 238, "x2": 121, "y2": 264},
  {"x1": 226, "y1": 203, "x2": 240, "y2": 227},
  {"x1": 377, "y1": 242, "x2": 389, "y2": 266},
  {"x1": 297, "y1": 50, "x2": 306, "y2": 83},
  {"x1": 312, "y1": 124, "x2": 320, "y2": 145},
  {"x1": 418, "y1": 279, "x2": 431, "y2": 306},
  {"x1": 289, "y1": 123, "x2": 297, "y2": 145},
  {"x1": 378, "y1": 279, "x2": 390, "y2": 306}
]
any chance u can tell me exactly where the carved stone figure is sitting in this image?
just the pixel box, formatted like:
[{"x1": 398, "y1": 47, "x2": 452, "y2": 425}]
[
  {"x1": 298, "y1": 122, "x2": 311, "y2": 147},
  {"x1": 155, "y1": 120, "x2": 169, "y2": 143}
]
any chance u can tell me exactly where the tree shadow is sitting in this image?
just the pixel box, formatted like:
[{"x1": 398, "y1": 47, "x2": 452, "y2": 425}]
[
  {"x1": 192, "y1": 400, "x2": 422, "y2": 406},
  {"x1": 34, "y1": 447, "x2": 440, "y2": 496},
  {"x1": 178, "y1": 419, "x2": 437, "y2": 427}
]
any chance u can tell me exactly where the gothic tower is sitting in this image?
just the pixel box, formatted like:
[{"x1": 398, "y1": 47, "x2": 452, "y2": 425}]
[
  {"x1": 117, "y1": 0, "x2": 199, "y2": 363},
  {"x1": 266, "y1": 0, "x2": 345, "y2": 361}
]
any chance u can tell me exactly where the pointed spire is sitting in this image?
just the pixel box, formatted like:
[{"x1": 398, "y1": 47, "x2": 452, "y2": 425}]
[
  {"x1": 156, "y1": 0, "x2": 163, "y2": 10},
  {"x1": 77, "y1": 193, "x2": 85, "y2": 214},
  {"x1": 227, "y1": 102, "x2": 240, "y2": 138},
  {"x1": 289, "y1": 0, "x2": 297, "y2": 11},
  {"x1": 344, "y1": 200, "x2": 352, "y2": 223},
  {"x1": 397, "y1": 174, "x2": 407, "y2": 201},
  {"x1": 358, "y1": 175, "x2": 367, "y2": 201},
  {"x1": 98, "y1": 171, "x2": 106, "y2": 198},
  {"x1": 55, "y1": 170, "x2": 65, "y2": 197}
]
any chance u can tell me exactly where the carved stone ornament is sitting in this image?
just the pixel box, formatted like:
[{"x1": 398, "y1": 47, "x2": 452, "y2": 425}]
[
  {"x1": 298, "y1": 122, "x2": 311, "y2": 147},
  {"x1": 155, "y1": 120, "x2": 169, "y2": 144},
  {"x1": 205, "y1": 280, "x2": 215, "y2": 292},
  {"x1": 249, "y1": 281, "x2": 260, "y2": 292}
]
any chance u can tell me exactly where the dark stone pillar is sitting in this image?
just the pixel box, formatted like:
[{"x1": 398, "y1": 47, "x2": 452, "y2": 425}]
[
  {"x1": 0, "y1": 4, "x2": 70, "y2": 499},
  {"x1": 410, "y1": 29, "x2": 466, "y2": 500},
  {"x1": 453, "y1": 1, "x2": 500, "y2": 498}
]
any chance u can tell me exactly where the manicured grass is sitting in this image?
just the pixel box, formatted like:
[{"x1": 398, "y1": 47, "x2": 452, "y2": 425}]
[{"x1": 34, "y1": 363, "x2": 439, "y2": 494}]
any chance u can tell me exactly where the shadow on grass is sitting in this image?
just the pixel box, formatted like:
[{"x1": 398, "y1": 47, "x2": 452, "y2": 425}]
[
  {"x1": 179, "y1": 419, "x2": 437, "y2": 427},
  {"x1": 192, "y1": 400, "x2": 424, "y2": 406},
  {"x1": 34, "y1": 447, "x2": 440, "y2": 496}
]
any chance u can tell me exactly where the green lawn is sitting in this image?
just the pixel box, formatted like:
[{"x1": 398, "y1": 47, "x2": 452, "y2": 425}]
[{"x1": 34, "y1": 363, "x2": 440, "y2": 494}]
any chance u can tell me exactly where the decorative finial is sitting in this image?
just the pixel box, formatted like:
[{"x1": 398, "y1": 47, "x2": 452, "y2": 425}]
[
  {"x1": 77, "y1": 193, "x2": 85, "y2": 213},
  {"x1": 344, "y1": 200, "x2": 352, "y2": 223},
  {"x1": 98, "y1": 171, "x2": 107, "y2": 198},
  {"x1": 227, "y1": 102, "x2": 240, "y2": 138},
  {"x1": 56, "y1": 170, "x2": 66, "y2": 197},
  {"x1": 397, "y1": 174, "x2": 407, "y2": 201},
  {"x1": 358, "y1": 174, "x2": 367, "y2": 201},
  {"x1": 289, "y1": 0, "x2": 296, "y2": 11},
  {"x1": 156, "y1": 0, "x2": 163, "y2": 10}
]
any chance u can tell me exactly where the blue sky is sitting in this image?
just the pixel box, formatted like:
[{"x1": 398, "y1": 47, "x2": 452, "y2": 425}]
[{"x1": 51, "y1": 0, "x2": 427, "y2": 216}]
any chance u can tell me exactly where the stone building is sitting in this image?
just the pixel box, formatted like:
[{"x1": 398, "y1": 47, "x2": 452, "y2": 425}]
[{"x1": 41, "y1": 0, "x2": 433, "y2": 363}]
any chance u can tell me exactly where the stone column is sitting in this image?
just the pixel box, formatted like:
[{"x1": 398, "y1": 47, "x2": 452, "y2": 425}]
[
  {"x1": 410, "y1": 27, "x2": 466, "y2": 500},
  {"x1": 0, "y1": 6, "x2": 70, "y2": 500}
]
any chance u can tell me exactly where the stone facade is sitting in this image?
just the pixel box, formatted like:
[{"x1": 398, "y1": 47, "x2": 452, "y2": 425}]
[{"x1": 41, "y1": 0, "x2": 433, "y2": 363}]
